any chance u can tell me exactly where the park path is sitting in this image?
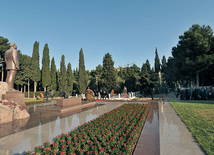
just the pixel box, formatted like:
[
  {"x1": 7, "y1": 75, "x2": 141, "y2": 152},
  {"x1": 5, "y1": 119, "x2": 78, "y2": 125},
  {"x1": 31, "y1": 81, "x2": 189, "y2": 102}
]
[{"x1": 158, "y1": 93, "x2": 205, "y2": 155}]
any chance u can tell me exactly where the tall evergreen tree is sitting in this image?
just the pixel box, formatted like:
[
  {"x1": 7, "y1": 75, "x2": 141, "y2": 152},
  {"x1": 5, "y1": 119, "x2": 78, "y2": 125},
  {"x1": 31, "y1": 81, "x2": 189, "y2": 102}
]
[
  {"x1": 50, "y1": 57, "x2": 57, "y2": 90},
  {"x1": 31, "y1": 41, "x2": 41, "y2": 98},
  {"x1": 59, "y1": 55, "x2": 67, "y2": 91},
  {"x1": 0, "y1": 36, "x2": 10, "y2": 81},
  {"x1": 42, "y1": 43, "x2": 51, "y2": 91},
  {"x1": 73, "y1": 68, "x2": 78, "y2": 93},
  {"x1": 172, "y1": 24, "x2": 214, "y2": 86},
  {"x1": 140, "y1": 63, "x2": 152, "y2": 95},
  {"x1": 102, "y1": 53, "x2": 117, "y2": 92},
  {"x1": 161, "y1": 55, "x2": 167, "y2": 70},
  {"x1": 21, "y1": 55, "x2": 32, "y2": 97},
  {"x1": 145, "y1": 59, "x2": 151, "y2": 73},
  {"x1": 165, "y1": 57, "x2": 177, "y2": 88},
  {"x1": 0, "y1": 36, "x2": 10, "y2": 57},
  {"x1": 56, "y1": 69, "x2": 60, "y2": 91},
  {"x1": 15, "y1": 50, "x2": 25, "y2": 91},
  {"x1": 66, "y1": 62, "x2": 73, "y2": 95},
  {"x1": 78, "y1": 48, "x2": 87, "y2": 94},
  {"x1": 154, "y1": 48, "x2": 161, "y2": 73}
]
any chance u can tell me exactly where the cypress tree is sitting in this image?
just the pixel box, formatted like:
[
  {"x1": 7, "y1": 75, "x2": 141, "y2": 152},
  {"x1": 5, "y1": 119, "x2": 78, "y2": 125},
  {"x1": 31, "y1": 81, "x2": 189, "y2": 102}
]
[
  {"x1": 154, "y1": 48, "x2": 161, "y2": 73},
  {"x1": 66, "y1": 62, "x2": 73, "y2": 95},
  {"x1": 145, "y1": 59, "x2": 151, "y2": 73},
  {"x1": 0, "y1": 36, "x2": 10, "y2": 81},
  {"x1": 21, "y1": 55, "x2": 32, "y2": 97},
  {"x1": 59, "y1": 55, "x2": 67, "y2": 91},
  {"x1": 78, "y1": 48, "x2": 87, "y2": 94},
  {"x1": 140, "y1": 63, "x2": 153, "y2": 96},
  {"x1": 56, "y1": 69, "x2": 60, "y2": 91},
  {"x1": 102, "y1": 53, "x2": 117, "y2": 92},
  {"x1": 50, "y1": 57, "x2": 57, "y2": 90},
  {"x1": 161, "y1": 55, "x2": 167, "y2": 73},
  {"x1": 31, "y1": 41, "x2": 41, "y2": 97},
  {"x1": 15, "y1": 50, "x2": 25, "y2": 91},
  {"x1": 42, "y1": 43, "x2": 51, "y2": 91}
]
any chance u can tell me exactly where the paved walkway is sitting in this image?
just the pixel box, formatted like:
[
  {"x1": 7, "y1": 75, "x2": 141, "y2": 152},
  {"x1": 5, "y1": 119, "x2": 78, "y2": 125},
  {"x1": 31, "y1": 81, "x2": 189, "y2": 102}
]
[{"x1": 158, "y1": 93, "x2": 205, "y2": 155}]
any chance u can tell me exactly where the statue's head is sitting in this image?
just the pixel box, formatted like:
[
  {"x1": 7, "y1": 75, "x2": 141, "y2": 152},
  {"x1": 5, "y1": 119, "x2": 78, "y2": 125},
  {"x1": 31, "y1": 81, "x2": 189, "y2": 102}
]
[{"x1": 10, "y1": 43, "x2": 17, "y2": 49}]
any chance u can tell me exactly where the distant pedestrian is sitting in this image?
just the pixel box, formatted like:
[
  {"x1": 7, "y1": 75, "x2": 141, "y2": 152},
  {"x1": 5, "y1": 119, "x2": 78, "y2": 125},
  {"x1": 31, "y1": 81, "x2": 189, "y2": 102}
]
[
  {"x1": 100, "y1": 90, "x2": 103, "y2": 99},
  {"x1": 51, "y1": 90, "x2": 55, "y2": 99},
  {"x1": 46, "y1": 89, "x2": 49, "y2": 101},
  {"x1": 64, "y1": 91, "x2": 68, "y2": 98},
  {"x1": 60, "y1": 89, "x2": 63, "y2": 98},
  {"x1": 151, "y1": 88, "x2": 154, "y2": 100}
]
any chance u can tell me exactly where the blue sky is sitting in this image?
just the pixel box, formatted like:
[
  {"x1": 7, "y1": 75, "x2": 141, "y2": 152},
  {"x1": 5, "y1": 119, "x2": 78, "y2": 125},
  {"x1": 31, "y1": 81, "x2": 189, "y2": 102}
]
[{"x1": 1, "y1": 0, "x2": 214, "y2": 71}]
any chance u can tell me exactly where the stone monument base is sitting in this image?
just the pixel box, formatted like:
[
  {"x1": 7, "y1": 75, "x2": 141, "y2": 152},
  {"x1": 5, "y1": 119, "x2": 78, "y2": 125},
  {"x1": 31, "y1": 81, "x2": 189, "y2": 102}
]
[
  {"x1": 38, "y1": 97, "x2": 96, "y2": 114},
  {"x1": 56, "y1": 97, "x2": 81, "y2": 107},
  {"x1": 38, "y1": 101, "x2": 96, "y2": 114},
  {"x1": 0, "y1": 82, "x2": 8, "y2": 100},
  {"x1": 121, "y1": 93, "x2": 129, "y2": 98},
  {"x1": 2, "y1": 91, "x2": 25, "y2": 108}
]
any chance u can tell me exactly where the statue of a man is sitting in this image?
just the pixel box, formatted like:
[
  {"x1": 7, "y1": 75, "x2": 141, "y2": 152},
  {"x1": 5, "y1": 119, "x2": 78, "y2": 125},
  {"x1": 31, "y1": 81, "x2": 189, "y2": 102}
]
[{"x1": 5, "y1": 43, "x2": 19, "y2": 91}]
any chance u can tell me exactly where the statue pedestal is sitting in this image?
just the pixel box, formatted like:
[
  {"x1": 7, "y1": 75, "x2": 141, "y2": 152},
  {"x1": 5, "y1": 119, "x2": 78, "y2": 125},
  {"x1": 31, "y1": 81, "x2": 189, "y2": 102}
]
[{"x1": 2, "y1": 91, "x2": 25, "y2": 108}]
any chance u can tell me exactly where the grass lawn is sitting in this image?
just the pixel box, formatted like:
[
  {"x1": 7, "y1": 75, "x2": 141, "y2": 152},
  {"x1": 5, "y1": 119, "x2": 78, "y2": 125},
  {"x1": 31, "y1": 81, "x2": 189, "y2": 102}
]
[{"x1": 170, "y1": 100, "x2": 214, "y2": 155}]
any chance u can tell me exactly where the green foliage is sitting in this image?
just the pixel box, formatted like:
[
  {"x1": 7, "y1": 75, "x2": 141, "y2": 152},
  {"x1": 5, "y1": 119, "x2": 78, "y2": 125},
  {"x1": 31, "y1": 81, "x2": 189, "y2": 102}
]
[
  {"x1": 165, "y1": 57, "x2": 177, "y2": 88},
  {"x1": 145, "y1": 59, "x2": 151, "y2": 73},
  {"x1": 118, "y1": 64, "x2": 141, "y2": 92},
  {"x1": 154, "y1": 48, "x2": 160, "y2": 73},
  {"x1": 140, "y1": 63, "x2": 152, "y2": 96},
  {"x1": 88, "y1": 64, "x2": 103, "y2": 92},
  {"x1": 20, "y1": 55, "x2": 32, "y2": 81},
  {"x1": 31, "y1": 41, "x2": 41, "y2": 82},
  {"x1": 0, "y1": 36, "x2": 10, "y2": 81},
  {"x1": 73, "y1": 68, "x2": 79, "y2": 93},
  {"x1": 50, "y1": 57, "x2": 57, "y2": 90},
  {"x1": 170, "y1": 101, "x2": 214, "y2": 155},
  {"x1": 78, "y1": 48, "x2": 87, "y2": 94},
  {"x1": 16, "y1": 54, "x2": 32, "y2": 93},
  {"x1": 172, "y1": 24, "x2": 214, "y2": 82},
  {"x1": 0, "y1": 36, "x2": 10, "y2": 57},
  {"x1": 66, "y1": 62, "x2": 73, "y2": 95},
  {"x1": 102, "y1": 53, "x2": 117, "y2": 92},
  {"x1": 41, "y1": 43, "x2": 51, "y2": 90},
  {"x1": 161, "y1": 55, "x2": 167, "y2": 73},
  {"x1": 59, "y1": 55, "x2": 67, "y2": 91},
  {"x1": 15, "y1": 51, "x2": 26, "y2": 86}
]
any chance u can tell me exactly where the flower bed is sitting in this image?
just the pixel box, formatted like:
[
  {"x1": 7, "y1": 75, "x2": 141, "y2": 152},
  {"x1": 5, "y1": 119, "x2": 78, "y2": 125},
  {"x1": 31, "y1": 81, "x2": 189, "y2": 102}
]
[
  {"x1": 25, "y1": 100, "x2": 49, "y2": 105},
  {"x1": 27, "y1": 103, "x2": 150, "y2": 155},
  {"x1": 96, "y1": 99, "x2": 106, "y2": 101}
]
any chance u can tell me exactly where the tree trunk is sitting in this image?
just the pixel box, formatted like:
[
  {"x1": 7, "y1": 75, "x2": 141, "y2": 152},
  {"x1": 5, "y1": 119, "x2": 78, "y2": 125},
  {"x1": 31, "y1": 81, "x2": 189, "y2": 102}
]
[
  {"x1": 196, "y1": 71, "x2": 199, "y2": 87},
  {"x1": 34, "y1": 80, "x2": 37, "y2": 98},
  {"x1": 21, "y1": 86, "x2": 23, "y2": 92},
  {"x1": 28, "y1": 79, "x2": 30, "y2": 98},
  {"x1": 24, "y1": 85, "x2": 26, "y2": 98}
]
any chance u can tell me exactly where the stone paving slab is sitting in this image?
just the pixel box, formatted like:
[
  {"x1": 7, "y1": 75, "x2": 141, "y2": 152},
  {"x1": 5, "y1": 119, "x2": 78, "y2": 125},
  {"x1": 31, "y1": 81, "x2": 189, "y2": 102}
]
[
  {"x1": 159, "y1": 98, "x2": 205, "y2": 155},
  {"x1": 134, "y1": 101, "x2": 160, "y2": 155}
]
